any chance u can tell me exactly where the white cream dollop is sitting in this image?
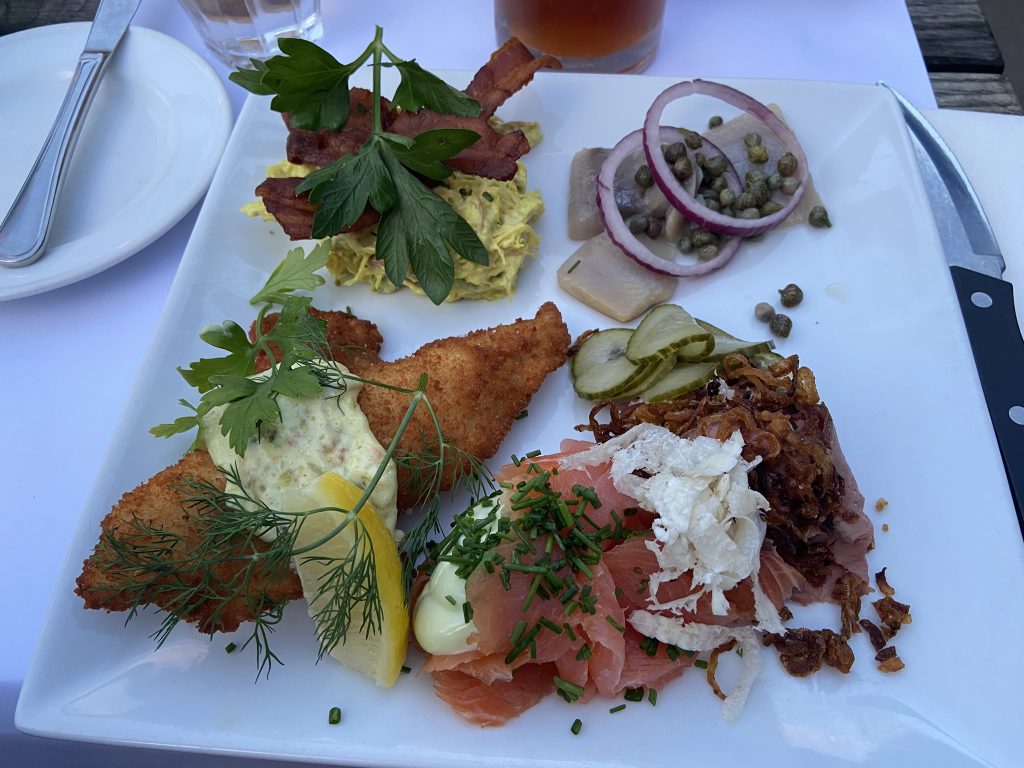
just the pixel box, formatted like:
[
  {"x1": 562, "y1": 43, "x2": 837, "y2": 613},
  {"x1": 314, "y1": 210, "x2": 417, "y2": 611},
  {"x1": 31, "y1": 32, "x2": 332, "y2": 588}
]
[{"x1": 413, "y1": 497, "x2": 502, "y2": 655}]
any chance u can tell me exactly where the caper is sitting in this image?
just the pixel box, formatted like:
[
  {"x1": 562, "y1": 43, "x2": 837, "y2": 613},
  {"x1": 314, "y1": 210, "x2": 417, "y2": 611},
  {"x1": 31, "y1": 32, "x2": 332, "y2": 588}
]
[
  {"x1": 721, "y1": 206, "x2": 735, "y2": 217},
  {"x1": 690, "y1": 228, "x2": 717, "y2": 248},
  {"x1": 754, "y1": 302, "x2": 776, "y2": 322},
  {"x1": 738, "y1": 207, "x2": 760, "y2": 220},
  {"x1": 698, "y1": 243, "x2": 719, "y2": 261},
  {"x1": 627, "y1": 214, "x2": 649, "y2": 234},
  {"x1": 719, "y1": 188, "x2": 736, "y2": 207},
  {"x1": 703, "y1": 198, "x2": 721, "y2": 213},
  {"x1": 745, "y1": 169, "x2": 768, "y2": 187},
  {"x1": 682, "y1": 129, "x2": 703, "y2": 150},
  {"x1": 744, "y1": 132, "x2": 762, "y2": 147},
  {"x1": 672, "y1": 156, "x2": 693, "y2": 180},
  {"x1": 767, "y1": 173, "x2": 782, "y2": 191},
  {"x1": 778, "y1": 283, "x2": 804, "y2": 307},
  {"x1": 760, "y1": 200, "x2": 784, "y2": 217},
  {"x1": 808, "y1": 205, "x2": 832, "y2": 228},
  {"x1": 780, "y1": 176, "x2": 801, "y2": 196},
  {"x1": 707, "y1": 115, "x2": 723, "y2": 129},
  {"x1": 663, "y1": 142, "x2": 687, "y2": 164},
  {"x1": 644, "y1": 217, "x2": 662, "y2": 239},
  {"x1": 694, "y1": 152, "x2": 707, "y2": 169},
  {"x1": 703, "y1": 155, "x2": 727, "y2": 178},
  {"x1": 634, "y1": 164, "x2": 653, "y2": 189},
  {"x1": 710, "y1": 176, "x2": 728, "y2": 193},
  {"x1": 735, "y1": 191, "x2": 757, "y2": 210},
  {"x1": 768, "y1": 313, "x2": 793, "y2": 338},
  {"x1": 748, "y1": 180, "x2": 770, "y2": 206},
  {"x1": 747, "y1": 144, "x2": 769, "y2": 164},
  {"x1": 777, "y1": 152, "x2": 798, "y2": 177},
  {"x1": 677, "y1": 235, "x2": 693, "y2": 253}
]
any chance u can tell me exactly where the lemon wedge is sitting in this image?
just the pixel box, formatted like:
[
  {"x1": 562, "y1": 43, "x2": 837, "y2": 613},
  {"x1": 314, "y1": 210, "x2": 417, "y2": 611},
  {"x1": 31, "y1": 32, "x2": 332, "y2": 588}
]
[{"x1": 281, "y1": 471, "x2": 408, "y2": 687}]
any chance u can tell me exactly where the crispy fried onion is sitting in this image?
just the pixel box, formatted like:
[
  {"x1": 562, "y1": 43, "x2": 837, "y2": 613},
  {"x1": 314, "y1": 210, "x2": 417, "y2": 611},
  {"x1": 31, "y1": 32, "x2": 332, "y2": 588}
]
[
  {"x1": 584, "y1": 354, "x2": 848, "y2": 589},
  {"x1": 706, "y1": 639, "x2": 737, "y2": 701},
  {"x1": 761, "y1": 628, "x2": 854, "y2": 677}
]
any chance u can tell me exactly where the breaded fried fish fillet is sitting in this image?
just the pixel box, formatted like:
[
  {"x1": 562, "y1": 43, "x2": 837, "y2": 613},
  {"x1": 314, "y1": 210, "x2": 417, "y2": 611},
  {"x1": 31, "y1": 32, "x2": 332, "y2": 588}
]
[{"x1": 77, "y1": 304, "x2": 569, "y2": 632}]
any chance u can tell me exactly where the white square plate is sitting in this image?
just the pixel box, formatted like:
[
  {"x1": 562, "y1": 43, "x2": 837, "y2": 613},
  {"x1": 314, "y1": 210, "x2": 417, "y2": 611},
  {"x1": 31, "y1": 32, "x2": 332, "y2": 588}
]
[{"x1": 16, "y1": 71, "x2": 1024, "y2": 767}]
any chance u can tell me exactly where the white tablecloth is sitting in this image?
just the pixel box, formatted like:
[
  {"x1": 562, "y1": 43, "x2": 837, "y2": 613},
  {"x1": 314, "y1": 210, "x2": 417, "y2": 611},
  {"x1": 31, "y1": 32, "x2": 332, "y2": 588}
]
[{"x1": 0, "y1": 0, "x2": 960, "y2": 764}]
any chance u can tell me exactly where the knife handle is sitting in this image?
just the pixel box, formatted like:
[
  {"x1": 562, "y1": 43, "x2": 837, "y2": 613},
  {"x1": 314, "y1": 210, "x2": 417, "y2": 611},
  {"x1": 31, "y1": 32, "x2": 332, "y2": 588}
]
[
  {"x1": 0, "y1": 51, "x2": 107, "y2": 268},
  {"x1": 950, "y1": 266, "x2": 1024, "y2": 535}
]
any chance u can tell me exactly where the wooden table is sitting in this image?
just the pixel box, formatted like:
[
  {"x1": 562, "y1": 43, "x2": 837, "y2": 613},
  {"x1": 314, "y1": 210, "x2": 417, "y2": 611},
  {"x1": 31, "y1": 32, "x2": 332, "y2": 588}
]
[
  {"x1": 906, "y1": 0, "x2": 1023, "y2": 113},
  {"x1": 3, "y1": 0, "x2": 1019, "y2": 114}
]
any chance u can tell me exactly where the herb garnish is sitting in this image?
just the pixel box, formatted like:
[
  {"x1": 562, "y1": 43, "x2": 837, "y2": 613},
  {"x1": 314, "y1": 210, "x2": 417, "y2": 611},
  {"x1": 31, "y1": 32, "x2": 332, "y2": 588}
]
[
  {"x1": 103, "y1": 246, "x2": 494, "y2": 676},
  {"x1": 230, "y1": 28, "x2": 490, "y2": 304}
]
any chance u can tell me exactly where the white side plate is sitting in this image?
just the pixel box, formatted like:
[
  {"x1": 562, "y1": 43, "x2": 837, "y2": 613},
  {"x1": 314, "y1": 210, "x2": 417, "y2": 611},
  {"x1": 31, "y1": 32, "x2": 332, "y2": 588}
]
[
  {"x1": 16, "y1": 71, "x2": 1024, "y2": 767},
  {"x1": 0, "y1": 23, "x2": 231, "y2": 301}
]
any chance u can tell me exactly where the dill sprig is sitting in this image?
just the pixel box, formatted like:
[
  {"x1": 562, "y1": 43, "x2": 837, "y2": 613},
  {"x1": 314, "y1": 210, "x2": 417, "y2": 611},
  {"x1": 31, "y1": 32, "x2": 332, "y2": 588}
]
[{"x1": 110, "y1": 244, "x2": 493, "y2": 676}]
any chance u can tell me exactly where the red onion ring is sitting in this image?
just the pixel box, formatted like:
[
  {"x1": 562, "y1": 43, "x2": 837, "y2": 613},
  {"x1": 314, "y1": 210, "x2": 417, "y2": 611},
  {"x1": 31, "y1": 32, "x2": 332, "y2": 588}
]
[
  {"x1": 597, "y1": 127, "x2": 742, "y2": 277},
  {"x1": 643, "y1": 80, "x2": 809, "y2": 237}
]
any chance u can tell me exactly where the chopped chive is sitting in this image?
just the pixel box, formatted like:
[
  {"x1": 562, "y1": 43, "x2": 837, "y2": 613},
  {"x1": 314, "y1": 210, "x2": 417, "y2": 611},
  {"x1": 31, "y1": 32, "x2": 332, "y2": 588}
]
[
  {"x1": 563, "y1": 623, "x2": 577, "y2": 641},
  {"x1": 345, "y1": 305, "x2": 353, "y2": 314},
  {"x1": 736, "y1": 647, "x2": 744, "y2": 657},
  {"x1": 624, "y1": 687, "x2": 644, "y2": 702},
  {"x1": 554, "y1": 677, "x2": 585, "y2": 703},
  {"x1": 328, "y1": 707, "x2": 342, "y2": 725},
  {"x1": 609, "y1": 704, "x2": 626, "y2": 714},
  {"x1": 516, "y1": 409, "x2": 529, "y2": 420},
  {"x1": 623, "y1": 507, "x2": 639, "y2": 517},
  {"x1": 567, "y1": 259, "x2": 581, "y2": 274},
  {"x1": 539, "y1": 617, "x2": 564, "y2": 634},
  {"x1": 225, "y1": 642, "x2": 237, "y2": 654},
  {"x1": 401, "y1": 665, "x2": 412, "y2": 674},
  {"x1": 510, "y1": 619, "x2": 527, "y2": 646},
  {"x1": 564, "y1": 600, "x2": 579, "y2": 617},
  {"x1": 482, "y1": 191, "x2": 495, "y2": 202},
  {"x1": 445, "y1": 594, "x2": 457, "y2": 606},
  {"x1": 570, "y1": 718, "x2": 583, "y2": 735},
  {"x1": 648, "y1": 688, "x2": 658, "y2": 706},
  {"x1": 459, "y1": 187, "x2": 471, "y2": 197},
  {"x1": 694, "y1": 659, "x2": 709, "y2": 669},
  {"x1": 605, "y1": 616, "x2": 625, "y2": 633},
  {"x1": 666, "y1": 646, "x2": 680, "y2": 661},
  {"x1": 614, "y1": 587, "x2": 624, "y2": 599},
  {"x1": 525, "y1": 449, "x2": 542, "y2": 458},
  {"x1": 462, "y1": 601, "x2": 474, "y2": 622},
  {"x1": 576, "y1": 644, "x2": 592, "y2": 661}
]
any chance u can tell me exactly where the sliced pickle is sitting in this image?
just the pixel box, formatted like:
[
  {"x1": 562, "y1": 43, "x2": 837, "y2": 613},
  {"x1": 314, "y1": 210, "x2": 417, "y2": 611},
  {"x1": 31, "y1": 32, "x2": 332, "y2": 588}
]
[
  {"x1": 613, "y1": 354, "x2": 677, "y2": 401},
  {"x1": 695, "y1": 318, "x2": 775, "y2": 361},
  {"x1": 748, "y1": 350, "x2": 785, "y2": 368},
  {"x1": 626, "y1": 304, "x2": 714, "y2": 365},
  {"x1": 572, "y1": 329, "x2": 650, "y2": 399},
  {"x1": 641, "y1": 361, "x2": 719, "y2": 404}
]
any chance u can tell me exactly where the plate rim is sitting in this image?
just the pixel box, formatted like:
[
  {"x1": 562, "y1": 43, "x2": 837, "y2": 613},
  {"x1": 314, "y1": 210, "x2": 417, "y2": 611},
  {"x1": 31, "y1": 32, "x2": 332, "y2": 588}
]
[{"x1": 0, "y1": 22, "x2": 232, "y2": 301}]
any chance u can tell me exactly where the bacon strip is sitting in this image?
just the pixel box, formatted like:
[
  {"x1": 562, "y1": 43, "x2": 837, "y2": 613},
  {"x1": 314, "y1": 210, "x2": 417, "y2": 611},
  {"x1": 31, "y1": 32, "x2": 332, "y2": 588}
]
[
  {"x1": 285, "y1": 88, "x2": 392, "y2": 167},
  {"x1": 465, "y1": 37, "x2": 561, "y2": 119},
  {"x1": 255, "y1": 177, "x2": 380, "y2": 240}
]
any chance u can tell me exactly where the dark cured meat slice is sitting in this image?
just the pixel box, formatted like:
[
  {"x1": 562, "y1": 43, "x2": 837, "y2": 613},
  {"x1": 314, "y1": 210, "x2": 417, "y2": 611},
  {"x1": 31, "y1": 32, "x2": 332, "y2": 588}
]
[
  {"x1": 254, "y1": 177, "x2": 380, "y2": 240},
  {"x1": 388, "y1": 111, "x2": 530, "y2": 181},
  {"x1": 465, "y1": 37, "x2": 561, "y2": 119},
  {"x1": 284, "y1": 88, "x2": 392, "y2": 167}
]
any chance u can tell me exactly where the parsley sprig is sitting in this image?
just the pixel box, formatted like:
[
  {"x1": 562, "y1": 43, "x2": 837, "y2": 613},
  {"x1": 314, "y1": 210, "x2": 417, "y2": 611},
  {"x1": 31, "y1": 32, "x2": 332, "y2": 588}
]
[{"x1": 230, "y1": 27, "x2": 490, "y2": 304}]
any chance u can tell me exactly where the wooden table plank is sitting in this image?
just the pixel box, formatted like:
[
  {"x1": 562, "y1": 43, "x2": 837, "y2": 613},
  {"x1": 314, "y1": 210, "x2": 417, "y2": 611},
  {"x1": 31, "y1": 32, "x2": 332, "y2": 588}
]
[
  {"x1": 931, "y1": 72, "x2": 1023, "y2": 114},
  {"x1": 907, "y1": 0, "x2": 1003, "y2": 73},
  {"x1": 0, "y1": 0, "x2": 98, "y2": 36}
]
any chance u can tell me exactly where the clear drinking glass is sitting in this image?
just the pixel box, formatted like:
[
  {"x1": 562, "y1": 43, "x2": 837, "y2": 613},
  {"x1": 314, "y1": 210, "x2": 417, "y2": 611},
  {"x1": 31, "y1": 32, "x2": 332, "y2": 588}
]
[
  {"x1": 178, "y1": 0, "x2": 323, "y2": 68},
  {"x1": 494, "y1": 0, "x2": 665, "y2": 74}
]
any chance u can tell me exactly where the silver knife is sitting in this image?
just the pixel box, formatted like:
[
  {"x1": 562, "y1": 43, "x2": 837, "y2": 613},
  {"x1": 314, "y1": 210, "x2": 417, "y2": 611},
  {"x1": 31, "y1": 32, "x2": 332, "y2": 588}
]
[
  {"x1": 0, "y1": 0, "x2": 142, "y2": 268},
  {"x1": 880, "y1": 82, "x2": 1024, "y2": 536}
]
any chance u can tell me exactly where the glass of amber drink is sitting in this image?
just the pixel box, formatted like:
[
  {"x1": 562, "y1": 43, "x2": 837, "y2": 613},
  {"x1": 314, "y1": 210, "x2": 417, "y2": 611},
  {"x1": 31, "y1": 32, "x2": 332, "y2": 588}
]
[{"x1": 494, "y1": 0, "x2": 666, "y2": 74}]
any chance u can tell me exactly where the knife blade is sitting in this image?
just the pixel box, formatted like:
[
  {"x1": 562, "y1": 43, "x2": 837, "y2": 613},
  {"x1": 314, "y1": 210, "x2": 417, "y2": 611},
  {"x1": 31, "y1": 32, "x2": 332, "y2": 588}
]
[
  {"x1": 0, "y1": 0, "x2": 142, "y2": 268},
  {"x1": 880, "y1": 82, "x2": 1024, "y2": 536}
]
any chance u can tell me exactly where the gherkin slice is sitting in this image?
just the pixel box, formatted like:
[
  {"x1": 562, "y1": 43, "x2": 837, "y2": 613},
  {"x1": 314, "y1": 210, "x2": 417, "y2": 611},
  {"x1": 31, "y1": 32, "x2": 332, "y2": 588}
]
[
  {"x1": 641, "y1": 361, "x2": 719, "y2": 404},
  {"x1": 695, "y1": 318, "x2": 774, "y2": 361},
  {"x1": 626, "y1": 304, "x2": 714, "y2": 365},
  {"x1": 613, "y1": 354, "x2": 677, "y2": 401},
  {"x1": 572, "y1": 329, "x2": 648, "y2": 400}
]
